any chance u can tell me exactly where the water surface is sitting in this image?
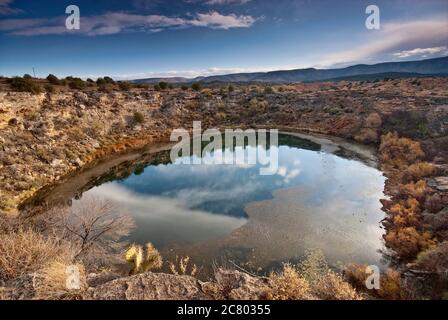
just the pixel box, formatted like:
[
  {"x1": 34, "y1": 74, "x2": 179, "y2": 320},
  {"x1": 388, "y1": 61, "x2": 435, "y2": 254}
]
[{"x1": 76, "y1": 133, "x2": 386, "y2": 275}]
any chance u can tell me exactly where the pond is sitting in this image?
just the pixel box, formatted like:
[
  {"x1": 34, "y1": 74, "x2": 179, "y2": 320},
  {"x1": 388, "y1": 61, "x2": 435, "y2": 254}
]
[{"x1": 69, "y1": 132, "x2": 386, "y2": 276}]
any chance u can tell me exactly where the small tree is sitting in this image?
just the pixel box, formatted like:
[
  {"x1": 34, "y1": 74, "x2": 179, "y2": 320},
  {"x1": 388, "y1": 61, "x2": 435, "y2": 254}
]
[
  {"x1": 68, "y1": 77, "x2": 86, "y2": 90},
  {"x1": 133, "y1": 111, "x2": 145, "y2": 124},
  {"x1": 46, "y1": 74, "x2": 60, "y2": 85},
  {"x1": 104, "y1": 76, "x2": 115, "y2": 84},
  {"x1": 30, "y1": 197, "x2": 135, "y2": 266},
  {"x1": 264, "y1": 86, "x2": 274, "y2": 94},
  {"x1": 44, "y1": 84, "x2": 55, "y2": 93},
  {"x1": 96, "y1": 77, "x2": 107, "y2": 86},
  {"x1": 158, "y1": 81, "x2": 168, "y2": 90},
  {"x1": 118, "y1": 81, "x2": 132, "y2": 91},
  {"x1": 191, "y1": 83, "x2": 201, "y2": 91},
  {"x1": 8, "y1": 77, "x2": 41, "y2": 94}
]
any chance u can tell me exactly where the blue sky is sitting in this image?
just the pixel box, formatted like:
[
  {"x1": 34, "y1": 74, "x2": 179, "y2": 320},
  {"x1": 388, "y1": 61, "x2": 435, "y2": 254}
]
[{"x1": 0, "y1": 0, "x2": 447, "y2": 79}]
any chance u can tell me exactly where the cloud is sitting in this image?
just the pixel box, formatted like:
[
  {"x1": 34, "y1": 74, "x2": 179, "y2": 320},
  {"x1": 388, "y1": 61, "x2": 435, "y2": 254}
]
[
  {"x1": 102, "y1": 66, "x2": 275, "y2": 80},
  {"x1": 0, "y1": 11, "x2": 257, "y2": 36},
  {"x1": 319, "y1": 17, "x2": 448, "y2": 67},
  {"x1": 393, "y1": 46, "x2": 448, "y2": 59},
  {"x1": 0, "y1": 0, "x2": 21, "y2": 15}
]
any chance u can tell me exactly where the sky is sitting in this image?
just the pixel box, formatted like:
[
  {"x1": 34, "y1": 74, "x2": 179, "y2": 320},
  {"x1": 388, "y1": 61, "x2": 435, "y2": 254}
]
[{"x1": 0, "y1": 0, "x2": 447, "y2": 79}]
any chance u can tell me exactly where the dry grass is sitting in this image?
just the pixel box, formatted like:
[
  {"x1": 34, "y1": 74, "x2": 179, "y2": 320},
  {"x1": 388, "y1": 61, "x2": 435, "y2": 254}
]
[
  {"x1": 263, "y1": 264, "x2": 314, "y2": 300},
  {"x1": 34, "y1": 261, "x2": 87, "y2": 300},
  {"x1": 263, "y1": 250, "x2": 362, "y2": 300},
  {"x1": 0, "y1": 229, "x2": 73, "y2": 281},
  {"x1": 168, "y1": 255, "x2": 198, "y2": 276}
]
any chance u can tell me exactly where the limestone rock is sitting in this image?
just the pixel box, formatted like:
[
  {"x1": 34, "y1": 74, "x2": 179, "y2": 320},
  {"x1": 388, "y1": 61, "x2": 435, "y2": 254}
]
[{"x1": 87, "y1": 272, "x2": 209, "y2": 300}]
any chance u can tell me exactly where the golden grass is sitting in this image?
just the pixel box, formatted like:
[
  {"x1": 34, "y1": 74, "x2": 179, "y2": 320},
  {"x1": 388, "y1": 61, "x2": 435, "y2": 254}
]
[
  {"x1": 0, "y1": 229, "x2": 72, "y2": 281},
  {"x1": 34, "y1": 261, "x2": 87, "y2": 300},
  {"x1": 263, "y1": 250, "x2": 362, "y2": 300}
]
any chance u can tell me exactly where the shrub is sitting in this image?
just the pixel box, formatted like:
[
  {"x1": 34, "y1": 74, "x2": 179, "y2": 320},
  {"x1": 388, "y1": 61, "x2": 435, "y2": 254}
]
[
  {"x1": 34, "y1": 261, "x2": 87, "y2": 300},
  {"x1": 215, "y1": 112, "x2": 227, "y2": 121},
  {"x1": 399, "y1": 180, "x2": 429, "y2": 201},
  {"x1": 154, "y1": 84, "x2": 161, "y2": 91},
  {"x1": 0, "y1": 229, "x2": 72, "y2": 281},
  {"x1": 228, "y1": 85, "x2": 234, "y2": 93},
  {"x1": 135, "y1": 83, "x2": 149, "y2": 89},
  {"x1": 181, "y1": 85, "x2": 188, "y2": 91},
  {"x1": 68, "y1": 78, "x2": 86, "y2": 90},
  {"x1": 411, "y1": 241, "x2": 448, "y2": 273},
  {"x1": 389, "y1": 197, "x2": 421, "y2": 227},
  {"x1": 103, "y1": 76, "x2": 115, "y2": 84},
  {"x1": 191, "y1": 83, "x2": 201, "y2": 91},
  {"x1": 7, "y1": 77, "x2": 42, "y2": 94},
  {"x1": 44, "y1": 84, "x2": 55, "y2": 93},
  {"x1": 0, "y1": 196, "x2": 15, "y2": 211},
  {"x1": 365, "y1": 112, "x2": 382, "y2": 128},
  {"x1": 118, "y1": 81, "x2": 132, "y2": 91},
  {"x1": 96, "y1": 77, "x2": 107, "y2": 86},
  {"x1": 404, "y1": 162, "x2": 437, "y2": 181},
  {"x1": 354, "y1": 128, "x2": 378, "y2": 144},
  {"x1": 385, "y1": 226, "x2": 437, "y2": 259},
  {"x1": 263, "y1": 249, "x2": 361, "y2": 300},
  {"x1": 248, "y1": 98, "x2": 268, "y2": 112},
  {"x1": 263, "y1": 264, "x2": 313, "y2": 300},
  {"x1": 133, "y1": 111, "x2": 145, "y2": 124},
  {"x1": 30, "y1": 198, "x2": 135, "y2": 267},
  {"x1": 424, "y1": 194, "x2": 444, "y2": 213},
  {"x1": 264, "y1": 86, "x2": 274, "y2": 94},
  {"x1": 46, "y1": 74, "x2": 60, "y2": 85},
  {"x1": 344, "y1": 264, "x2": 409, "y2": 300},
  {"x1": 379, "y1": 132, "x2": 425, "y2": 169},
  {"x1": 158, "y1": 81, "x2": 168, "y2": 90},
  {"x1": 23, "y1": 74, "x2": 32, "y2": 79}
]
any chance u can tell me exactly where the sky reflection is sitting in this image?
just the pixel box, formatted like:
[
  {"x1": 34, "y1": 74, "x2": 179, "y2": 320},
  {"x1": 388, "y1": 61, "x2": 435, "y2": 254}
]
[{"x1": 78, "y1": 134, "x2": 386, "y2": 270}]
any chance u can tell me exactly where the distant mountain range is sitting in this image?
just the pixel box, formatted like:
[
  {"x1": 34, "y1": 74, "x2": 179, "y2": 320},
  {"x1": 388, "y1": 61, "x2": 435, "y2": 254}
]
[{"x1": 131, "y1": 56, "x2": 448, "y2": 84}]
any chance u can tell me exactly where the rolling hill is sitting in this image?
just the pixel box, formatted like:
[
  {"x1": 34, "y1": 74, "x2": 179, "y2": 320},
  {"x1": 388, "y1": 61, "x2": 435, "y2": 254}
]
[{"x1": 131, "y1": 56, "x2": 448, "y2": 84}]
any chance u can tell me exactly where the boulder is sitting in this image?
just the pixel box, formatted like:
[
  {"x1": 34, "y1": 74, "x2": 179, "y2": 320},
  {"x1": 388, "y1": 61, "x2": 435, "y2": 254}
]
[{"x1": 87, "y1": 272, "x2": 209, "y2": 300}]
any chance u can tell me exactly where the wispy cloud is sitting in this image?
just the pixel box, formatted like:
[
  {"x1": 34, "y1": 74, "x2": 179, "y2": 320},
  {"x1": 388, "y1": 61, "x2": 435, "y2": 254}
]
[
  {"x1": 93, "y1": 66, "x2": 277, "y2": 80},
  {"x1": 319, "y1": 17, "x2": 448, "y2": 67},
  {"x1": 0, "y1": 0, "x2": 21, "y2": 15},
  {"x1": 0, "y1": 11, "x2": 258, "y2": 36},
  {"x1": 393, "y1": 46, "x2": 448, "y2": 58}
]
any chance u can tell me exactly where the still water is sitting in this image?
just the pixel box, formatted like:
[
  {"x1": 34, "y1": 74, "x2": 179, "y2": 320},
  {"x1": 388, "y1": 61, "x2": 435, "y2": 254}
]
[{"x1": 76, "y1": 133, "x2": 386, "y2": 274}]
